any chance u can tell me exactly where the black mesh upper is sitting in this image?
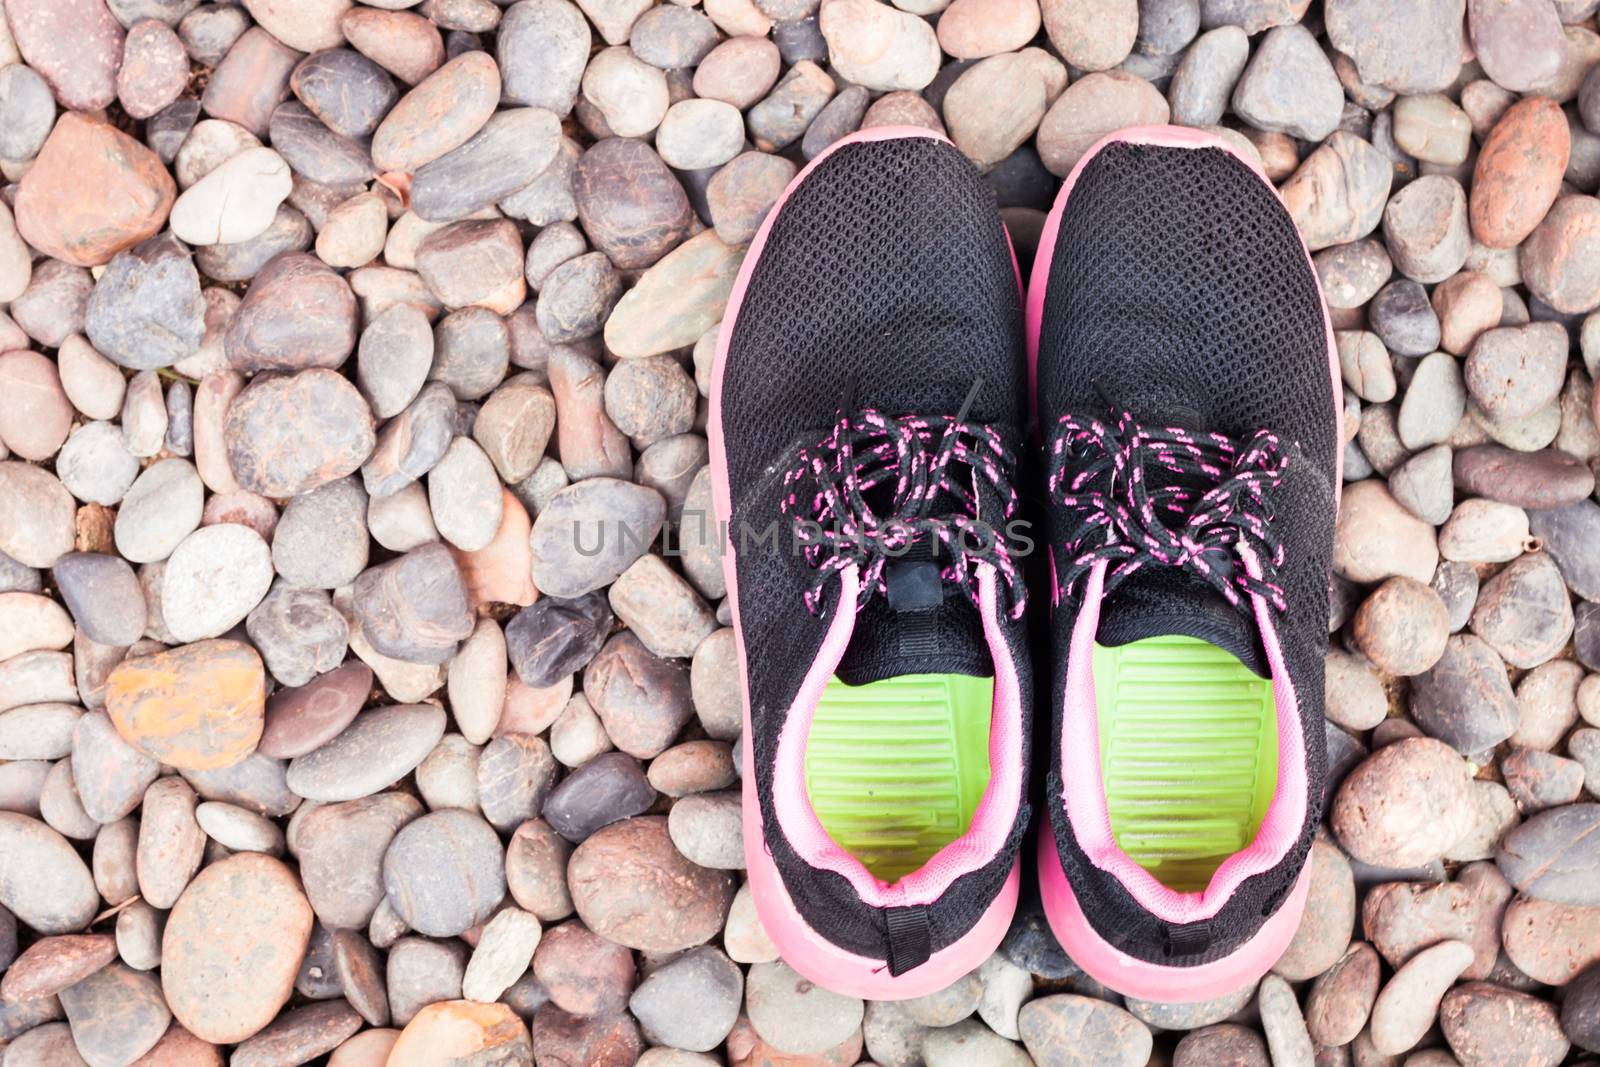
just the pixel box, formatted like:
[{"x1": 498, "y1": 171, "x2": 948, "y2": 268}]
[
  {"x1": 718, "y1": 136, "x2": 1033, "y2": 964},
  {"x1": 1036, "y1": 141, "x2": 1338, "y2": 967}
]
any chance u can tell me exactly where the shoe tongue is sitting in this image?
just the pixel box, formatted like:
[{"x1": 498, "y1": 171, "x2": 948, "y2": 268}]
[
  {"x1": 1094, "y1": 567, "x2": 1270, "y2": 679},
  {"x1": 833, "y1": 543, "x2": 995, "y2": 686}
]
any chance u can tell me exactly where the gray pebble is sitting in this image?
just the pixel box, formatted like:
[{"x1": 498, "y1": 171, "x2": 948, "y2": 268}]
[
  {"x1": 57, "y1": 422, "x2": 140, "y2": 506},
  {"x1": 412, "y1": 107, "x2": 563, "y2": 223},
  {"x1": 52, "y1": 552, "x2": 145, "y2": 647},
  {"x1": 381, "y1": 808, "x2": 507, "y2": 937},
  {"x1": 246, "y1": 583, "x2": 350, "y2": 688},
  {"x1": 287, "y1": 704, "x2": 448, "y2": 803},
  {"x1": 84, "y1": 234, "x2": 205, "y2": 371},
  {"x1": 629, "y1": 946, "x2": 743, "y2": 1052},
  {"x1": 1370, "y1": 278, "x2": 1442, "y2": 356},
  {"x1": 542, "y1": 750, "x2": 656, "y2": 842}
]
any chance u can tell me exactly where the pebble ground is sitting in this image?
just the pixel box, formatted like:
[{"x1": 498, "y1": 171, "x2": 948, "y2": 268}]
[{"x1": 2, "y1": 0, "x2": 1600, "y2": 1065}]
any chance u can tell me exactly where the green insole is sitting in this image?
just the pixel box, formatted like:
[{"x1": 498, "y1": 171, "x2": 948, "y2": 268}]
[
  {"x1": 1094, "y1": 635, "x2": 1278, "y2": 894},
  {"x1": 805, "y1": 673, "x2": 995, "y2": 882}
]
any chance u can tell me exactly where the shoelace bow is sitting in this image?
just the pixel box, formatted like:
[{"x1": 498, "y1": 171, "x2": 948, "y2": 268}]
[
  {"x1": 1046, "y1": 408, "x2": 1288, "y2": 612},
  {"x1": 780, "y1": 383, "x2": 1027, "y2": 620}
]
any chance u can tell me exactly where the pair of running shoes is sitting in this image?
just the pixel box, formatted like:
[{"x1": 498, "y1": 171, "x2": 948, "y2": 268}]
[{"x1": 706, "y1": 124, "x2": 1341, "y2": 1003}]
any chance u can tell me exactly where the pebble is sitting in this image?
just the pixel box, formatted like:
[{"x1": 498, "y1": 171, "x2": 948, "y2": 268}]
[
  {"x1": 584, "y1": 630, "x2": 695, "y2": 758},
  {"x1": 82, "y1": 235, "x2": 205, "y2": 374},
  {"x1": 297, "y1": 793, "x2": 423, "y2": 930},
  {"x1": 0, "y1": 62, "x2": 54, "y2": 166},
  {"x1": 1332, "y1": 738, "x2": 1475, "y2": 866},
  {"x1": 531, "y1": 478, "x2": 666, "y2": 597},
  {"x1": 694, "y1": 37, "x2": 782, "y2": 107},
  {"x1": 388, "y1": 1001, "x2": 532, "y2": 1066},
  {"x1": 1037, "y1": 70, "x2": 1170, "y2": 176},
  {"x1": 196, "y1": 800, "x2": 284, "y2": 854},
  {"x1": 356, "y1": 304, "x2": 434, "y2": 420},
  {"x1": 605, "y1": 356, "x2": 700, "y2": 441},
  {"x1": 1522, "y1": 194, "x2": 1600, "y2": 314},
  {"x1": 1384, "y1": 174, "x2": 1471, "y2": 284},
  {"x1": 1172, "y1": 1023, "x2": 1268, "y2": 1066},
  {"x1": 271, "y1": 477, "x2": 369, "y2": 590},
  {"x1": 106, "y1": 639, "x2": 266, "y2": 771},
  {"x1": 0, "y1": 592, "x2": 73, "y2": 662},
  {"x1": 1410, "y1": 634, "x2": 1519, "y2": 753},
  {"x1": 0, "y1": 702, "x2": 77, "y2": 760},
  {"x1": 361, "y1": 382, "x2": 458, "y2": 499},
  {"x1": 609, "y1": 554, "x2": 718, "y2": 659},
  {"x1": 573, "y1": 137, "x2": 694, "y2": 269},
  {"x1": 542, "y1": 749, "x2": 655, "y2": 843},
  {"x1": 12, "y1": 259, "x2": 93, "y2": 349},
  {"x1": 1368, "y1": 939, "x2": 1475, "y2": 1055},
  {"x1": 58, "y1": 960, "x2": 172, "y2": 1067},
  {"x1": 52, "y1": 552, "x2": 145, "y2": 647},
  {"x1": 227, "y1": 252, "x2": 359, "y2": 374},
  {"x1": 819, "y1": 0, "x2": 940, "y2": 90},
  {"x1": 1018, "y1": 994, "x2": 1152, "y2": 1067},
  {"x1": 462, "y1": 907, "x2": 542, "y2": 1003},
  {"x1": 658, "y1": 99, "x2": 745, "y2": 171},
  {"x1": 1394, "y1": 94, "x2": 1472, "y2": 166},
  {"x1": 367, "y1": 482, "x2": 439, "y2": 553},
  {"x1": 286, "y1": 703, "x2": 447, "y2": 802},
  {"x1": 1231, "y1": 24, "x2": 1343, "y2": 141},
  {"x1": 1472, "y1": 97, "x2": 1570, "y2": 249},
  {"x1": 372, "y1": 51, "x2": 501, "y2": 174},
  {"x1": 352, "y1": 542, "x2": 474, "y2": 664},
  {"x1": 1470, "y1": 550, "x2": 1573, "y2": 668},
  {"x1": 1306, "y1": 942, "x2": 1380, "y2": 1047},
  {"x1": 0, "y1": 462, "x2": 76, "y2": 568},
  {"x1": 247, "y1": 584, "x2": 351, "y2": 688},
  {"x1": 569, "y1": 815, "x2": 734, "y2": 951},
  {"x1": 0, "y1": 351, "x2": 72, "y2": 462},
  {"x1": 497, "y1": 0, "x2": 589, "y2": 112},
  {"x1": 745, "y1": 959, "x2": 865, "y2": 1055},
  {"x1": 1274, "y1": 838, "x2": 1357, "y2": 982},
  {"x1": 582, "y1": 45, "x2": 670, "y2": 136},
  {"x1": 1497, "y1": 803, "x2": 1600, "y2": 905},
  {"x1": 137, "y1": 775, "x2": 206, "y2": 908},
  {"x1": 224, "y1": 369, "x2": 376, "y2": 499},
  {"x1": 1325, "y1": 0, "x2": 1462, "y2": 93},
  {"x1": 1466, "y1": 323, "x2": 1568, "y2": 422},
  {"x1": 1469, "y1": 0, "x2": 1566, "y2": 92},
  {"x1": 1334, "y1": 480, "x2": 1440, "y2": 583},
  {"x1": 0, "y1": 933, "x2": 118, "y2": 1002},
  {"x1": 160, "y1": 522, "x2": 273, "y2": 642},
  {"x1": 0, "y1": 812, "x2": 99, "y2": 933},
  {"x1": 1433, "y1": 271, "x2": 1503, "y2": 358},
  {"x1": 381, "y1": 809, "x2": 507, "y2": 936},
  {"x1": 476, "y1": 733, "x2": 558, "y2": 830},
  {"x1": 290, "y1": 51, "x2": 395, "y2": 142},
  {"x1": 161, "y1": 853, "x2": 313, "y2": 1044},
  {"x1": 1563, "y1": 964, "x2": 1600, "y2": 1053},
  {"x1": 1283, "y1": 132, "x2": 1393, "y2": 252},
  {"x1": 6, "y1": 0, "x2": 124, "y2": 111},
  {"x1": 532, "y1": 918, "x2": 636, "y2": 1016},
  {"x1": 1039, "y1": 0, "x2": 1136, "y2": 71},
  {"x1": 55, "y1": 335, "x2": 126, "y2": 423},
  {"x1": 416, "y1": 219, "x2": 526, "y2": 313},
  {"x1": 1530, "y1": 500, "x2": 1600, "y2": 601},
  {"x1": 169, "y1": 146, "x2": 293, "y2": 247},
  {"x1": 497, "y1": 821, "x2": 573, "y2": 925},
  {"x1": 1370, "y1": 278, "x2": 1442, "y2": 356},
  {"x1": 412, "y1": 107, "x2": 563, "y2": 222},
  {"x1": 1441, "y1": 982, "x2": 1570, "y2": 1067}
]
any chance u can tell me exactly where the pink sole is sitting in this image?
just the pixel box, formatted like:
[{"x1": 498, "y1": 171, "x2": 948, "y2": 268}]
[
  {"x1": 1038, "y1": 831, "x2": 1314, "y2": 1003},
  {"x1": 1025, "y1": 125, "x2": 1342, "y2": 1001},
  {"x1": 707, "y1": 125, "x2": 1023, "y2": 998}
]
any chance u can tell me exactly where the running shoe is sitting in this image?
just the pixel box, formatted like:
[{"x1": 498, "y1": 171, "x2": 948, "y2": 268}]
[
  {"x1": 707, "y1": 127, "x2": 1032, "y2": 998},
  {"x1": 1027, "y1": 126, "x2": 1341, "y2": 1002}
]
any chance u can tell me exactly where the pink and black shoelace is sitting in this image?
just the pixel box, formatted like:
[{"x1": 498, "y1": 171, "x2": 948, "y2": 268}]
[
  {"x1": 1046, "y1": 408, "x2": 1288, "y2": 612},
  {"x1": 780, "y1": 384, "x2": 1027, "y2": 620}
]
